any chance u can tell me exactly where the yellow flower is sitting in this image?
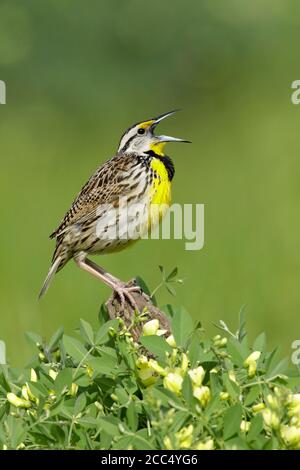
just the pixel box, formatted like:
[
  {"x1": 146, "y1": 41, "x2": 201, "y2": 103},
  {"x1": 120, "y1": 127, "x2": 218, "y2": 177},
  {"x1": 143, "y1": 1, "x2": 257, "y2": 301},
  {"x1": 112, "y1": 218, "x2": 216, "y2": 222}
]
[
  {"x1": 195, "y1": 438, "x2": 214, "y2": 450},
  {"x1": 163, "y1": 436, "x2": 173, "y2": 450},
  {"x1": 49, "y1": 369, "x2": 58, "y2": 381},
  {"x1": 142, "y1": 319, "x2": 159, "y2": 336},
  {"x1": 69, "y1": 383, "x2": 78, "y2": 396},
  {"x1": 136, "y1": 355, "x2": 149, "y2": 369},
  {"x1": 281, "y1": 425, "x2": 300, "y2": 449},
  {"x1": 175, "y1": 424, "x2": 194, "y2": 449},
  {"x1": 240, "y1": 420, "x2": 250, "y2": 433},
  {"x1": 166, "y1": 335, "x2": 176, "y2": 348},
  {"x1": 193, "y1": 386, "x2": 211, "y2": 407},
  {"x1": 163, "y1": 372, "x2": 183, "y2": 395},
  {"x1": 213, "y1": 336, "x2": 227, "y2": 347},
  {"x1": 30, "y1": 368, "x2": 37, "y2": 382},
  {"x1": 188, "y1": 366, "x2": 205, "y2": 386},
  {"x1": 252, "y1": 403, "x2": 265, "y2": 413},
  {"x1": 148, "y1": 359, "x2": 166, "y2": 376},
  {"x1": 244, "y1": 351, "x2": 261, "y2": 365},
  {"x1": 244, "y1": 351, "x2": 261, "y2": 378},
  {"x1": 138, "y1": 367, "x2": 157, "y2": 386},
  {"x1": 228, "y1": 370, "x2": 237, "y2": 384},
  {"x1": 219, "y1": 391, "x2": 230, "y2": 401},
  {"x1": 7, "y1": 392, "x2": 31, "y2": 409},
  {"x1": 262, "y1": 409, "x2": 280, "y2": 430},
  {"x1": 266, "y1": 394, "x2": 280, "y2": 410},
  {"x1": 181, "y1": 353, "x2": 189, "y2": 374}
]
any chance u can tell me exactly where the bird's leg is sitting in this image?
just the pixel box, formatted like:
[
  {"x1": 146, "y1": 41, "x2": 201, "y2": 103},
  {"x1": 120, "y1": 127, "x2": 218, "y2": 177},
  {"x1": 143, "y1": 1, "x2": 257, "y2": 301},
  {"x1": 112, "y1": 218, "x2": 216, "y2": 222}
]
[
  {"x1": 74, "y1": 256, "x2": 140, "y2": 311},
  {"x1": 85, "y1": 258, "x2": 143, "y2": 295}
]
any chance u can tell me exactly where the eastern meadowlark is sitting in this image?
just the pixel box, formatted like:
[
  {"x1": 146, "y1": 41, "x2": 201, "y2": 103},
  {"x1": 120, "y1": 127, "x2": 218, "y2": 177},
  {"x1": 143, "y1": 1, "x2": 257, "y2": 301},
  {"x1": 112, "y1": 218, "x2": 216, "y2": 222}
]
[{"x1": 39, "y1": 110, "x2": 189, "y2": 308}]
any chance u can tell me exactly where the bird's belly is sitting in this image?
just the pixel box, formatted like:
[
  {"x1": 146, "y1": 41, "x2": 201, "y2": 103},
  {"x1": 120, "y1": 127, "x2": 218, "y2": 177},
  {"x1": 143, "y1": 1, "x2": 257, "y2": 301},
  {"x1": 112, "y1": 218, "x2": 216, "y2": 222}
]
[{"x1": 79, "y1": 186, "x2": 170, "y2": 255}]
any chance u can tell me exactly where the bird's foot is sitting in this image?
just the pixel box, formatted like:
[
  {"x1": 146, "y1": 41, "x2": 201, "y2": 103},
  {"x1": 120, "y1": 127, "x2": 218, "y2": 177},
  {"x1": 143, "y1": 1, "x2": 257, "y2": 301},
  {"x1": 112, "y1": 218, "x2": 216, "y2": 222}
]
[{"x1": 114, "y1": 284, "x2": 141, "y2": 312}]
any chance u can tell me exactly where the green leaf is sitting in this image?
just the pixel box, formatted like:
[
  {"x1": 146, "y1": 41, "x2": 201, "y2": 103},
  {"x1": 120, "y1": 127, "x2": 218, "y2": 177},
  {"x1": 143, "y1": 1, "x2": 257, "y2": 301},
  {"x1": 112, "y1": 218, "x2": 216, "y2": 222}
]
[
  {"x1": 182, "y1": 374, "x2": 193, "y2": 405},
  {"x1": 158, "y1": 265, "x2": 165, "y2": 279},
  {"x1": 247, "y1": 414, "x2": 264, "y2": 442},
  {"x1": 126, "y1": 401, "x2": 138, "y2": 432},
  {"x1": 188, "y1": 331, "x2": 202, "y2": 366},
  {"x1": 79, "y1": 319, "x2": 94, "y2": 345},
  {"x1": 237, "y1": 305, "x2": 247, "y2": 342},
  {"x1": 166, "y1": 267, "x2": 178, "y2": 282},
  {"x1": 95, "y1": 319, "x2": 118, "y2": 345},
  {"x1": 223, "y1": 373, "x2": 240, "y2": 400},
  {"x1": 99, "y1": 416, "x2": 120, "y2": 436},
  {"x1": 54, "y1": 368, "x2": 73, "y2": 395},
  {"x1": 98, "y1": 302, "x2": 110, "y2": 326},
  {"x1": 165, "y1": 284, "x2": 176, "y2": 296},
  {"x1": 135, "y1": 276, "x2": 152, "y2": 297},
  {"x1": 140, "y1": 335, "x2": 172, "y2": 363},
  {"x1": 87, "y1": 351, "x2": 117, "y2": 376},
  {"x1": 74, "y1": 393, "x2": 86, "y2": 416},
  {"x1": 25, "y1": 331, "x2": 42, "y2": 348},
  {"x1": 266, "y1": 356, "x2": 289, "y2": 379},
  {"x1": 227, "y1": 337, "x2": 248, "y2": 367},
  {"x1": 63, "y1": 335, "x2": 89, "y2": 363},
  {"x1": 48, "y1": 326, "x2": 64, "y2": 352},
  {"x1": 171, "y1": 307, "x2": 194, "y2": 347},
  {"x1": 253, "y1": 332, "x2": 267, "y2": 355},
  {"x1": 244, "y1": 385, "x2": 261, "y2": 406},
  {"x1": 223, "y1": 404, "x2": 243, "y2": 440}
]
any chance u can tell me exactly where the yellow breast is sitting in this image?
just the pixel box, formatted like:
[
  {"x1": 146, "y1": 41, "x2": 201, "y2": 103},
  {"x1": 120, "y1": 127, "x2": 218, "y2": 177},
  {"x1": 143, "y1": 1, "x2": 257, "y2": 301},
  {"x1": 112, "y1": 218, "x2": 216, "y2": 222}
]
[{"x1": 149, "y1": 158, "x2": 172, "y2": 227}]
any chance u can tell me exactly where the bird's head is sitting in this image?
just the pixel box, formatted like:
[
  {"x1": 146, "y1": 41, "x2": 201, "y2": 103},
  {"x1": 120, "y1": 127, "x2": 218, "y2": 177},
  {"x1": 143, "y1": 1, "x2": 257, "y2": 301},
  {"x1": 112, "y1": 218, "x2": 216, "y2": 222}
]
[{"x1": 118, "y1": 110, "x2": 190, "y2": 156}]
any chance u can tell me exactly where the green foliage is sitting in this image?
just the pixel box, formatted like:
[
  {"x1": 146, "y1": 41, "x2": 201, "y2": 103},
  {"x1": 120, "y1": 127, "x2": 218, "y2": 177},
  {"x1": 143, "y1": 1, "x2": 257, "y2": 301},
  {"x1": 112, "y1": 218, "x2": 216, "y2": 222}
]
[{"x1": 0, "y1": 306, "x2": 300, "y2": 450}]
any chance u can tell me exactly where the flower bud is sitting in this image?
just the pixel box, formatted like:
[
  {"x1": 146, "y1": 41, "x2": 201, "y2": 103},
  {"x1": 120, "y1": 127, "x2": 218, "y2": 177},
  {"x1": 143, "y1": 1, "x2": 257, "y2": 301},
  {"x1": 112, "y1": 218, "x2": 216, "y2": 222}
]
[
  {"x1": 195, "y1": 438, "x2": 214, "y2": 450},
  {"x1": 163, "y1": 372, "x2": 183, "y2": 395},
  {"x1": 281, "y1": 425, "x2": 300, "y2": 449},
  {"x1": 7, "y1": 392, "x2": 31, "y2": 409},
  {"x1": 30, "y1": 368, "x2": 37, "y2": 382},
  {"x1": 21, "y1": 385, "x2": 29, "y2": 401},
  {"x1": 142, "y1": 319, "x2": 159, "y2": 336},
  {"x1": 188, "y1": 366, "x2": 205, "y2": 386},
  {"x1": 228, "y1": 370, "x2": 237, "y2": 384},
  {"x1": 175, "y1": 424, "x2": 193, "y2": 448},
  {"x1": 193, "y1": 385, "x2": 211, "y2": 407},
  {"x1": 214, "y1": 337, "x2": 227, "y2": 347},
  {"x1": 148, "y1": 359, "x2": 166, "y2": 376},
  {"x1": 240, "y1": 420, "x2": 250, "y2": 433},
  {"x1": 244, "y1": 351, "x2": 261, "y2": 367},
  {"x1": 49, "y1": 369, "x2": 58, "y2": 381},
  {"x1": 181, "y1": 353, "x2": 189, "y2": 374},
  {"x1": 219, "y1": 391, "x2": 230, "y2": 401},
  {"x1": 266, "y1": 394, "x2": 279, "y2": 410},
  {"x1": 166, "y1": 335, "x2": 176, "y2": 348},
  {"x1": 138, "y1": 367, "x2": 157, "y2": 386},
  {"x1": 163, "y1": 436, "x2": 173, "y2": 450},
  {"x1": 157, "y1": 329, "x2": 168, "y2": 336},
  {"x1": 136, "y1": 355, "x2": 149, "y2": 369},
  {"x1": 262, "y1": 408, "x2": 280, "y2": 430},
  {"x1": 248, "y1": 361, "x2": 257, "y2": 378},
  {"x1": 69, "y1": 383, "x2": 78, "y2": 396},
  {"x1": 252, "y1": 403, "x2": 265, "y2": 413}
]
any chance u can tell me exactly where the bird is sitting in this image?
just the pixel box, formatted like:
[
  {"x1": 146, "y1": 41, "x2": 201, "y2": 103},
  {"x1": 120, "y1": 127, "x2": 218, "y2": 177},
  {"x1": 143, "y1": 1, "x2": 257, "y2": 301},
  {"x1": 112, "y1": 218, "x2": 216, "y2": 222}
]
[{"x1": 39, "y1": 110, "x2": 190, "y2": 308}]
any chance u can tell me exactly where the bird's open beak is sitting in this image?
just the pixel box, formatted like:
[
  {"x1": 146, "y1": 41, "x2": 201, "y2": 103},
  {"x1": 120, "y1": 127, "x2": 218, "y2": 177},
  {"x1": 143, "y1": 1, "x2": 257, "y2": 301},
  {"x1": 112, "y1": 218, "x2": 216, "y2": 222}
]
[{"x1": 150, "y1": 110, "x2": 191, "y2": 143}]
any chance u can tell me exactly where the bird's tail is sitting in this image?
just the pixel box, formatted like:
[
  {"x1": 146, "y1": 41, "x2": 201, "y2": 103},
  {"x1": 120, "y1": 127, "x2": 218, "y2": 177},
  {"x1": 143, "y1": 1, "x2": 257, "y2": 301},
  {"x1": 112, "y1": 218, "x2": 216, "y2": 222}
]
[{"x1": 38, "y1": 256, "x2": 62, "y2": 299}]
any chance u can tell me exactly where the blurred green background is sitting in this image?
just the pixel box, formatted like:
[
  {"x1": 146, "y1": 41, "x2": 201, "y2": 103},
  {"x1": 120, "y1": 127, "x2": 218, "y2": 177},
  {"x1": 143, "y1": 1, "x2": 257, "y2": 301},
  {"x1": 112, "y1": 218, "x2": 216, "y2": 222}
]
[{"x1": 1, "y1": 0, "x2": 300, "y2": 365}]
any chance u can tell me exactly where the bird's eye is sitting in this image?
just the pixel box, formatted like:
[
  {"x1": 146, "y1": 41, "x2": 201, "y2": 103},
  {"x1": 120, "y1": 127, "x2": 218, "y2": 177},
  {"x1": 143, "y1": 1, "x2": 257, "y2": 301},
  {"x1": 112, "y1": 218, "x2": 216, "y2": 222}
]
[{"x1": 137, "y1": 128, "x2": 145, "y2": 135}]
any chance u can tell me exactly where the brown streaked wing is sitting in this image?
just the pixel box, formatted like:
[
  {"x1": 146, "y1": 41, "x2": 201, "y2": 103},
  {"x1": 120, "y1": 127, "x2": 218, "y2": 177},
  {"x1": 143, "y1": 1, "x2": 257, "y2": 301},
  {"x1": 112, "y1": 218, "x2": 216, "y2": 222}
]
[{"x1": 50, "y1": 153, "x2": 142, "y2": 239}]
